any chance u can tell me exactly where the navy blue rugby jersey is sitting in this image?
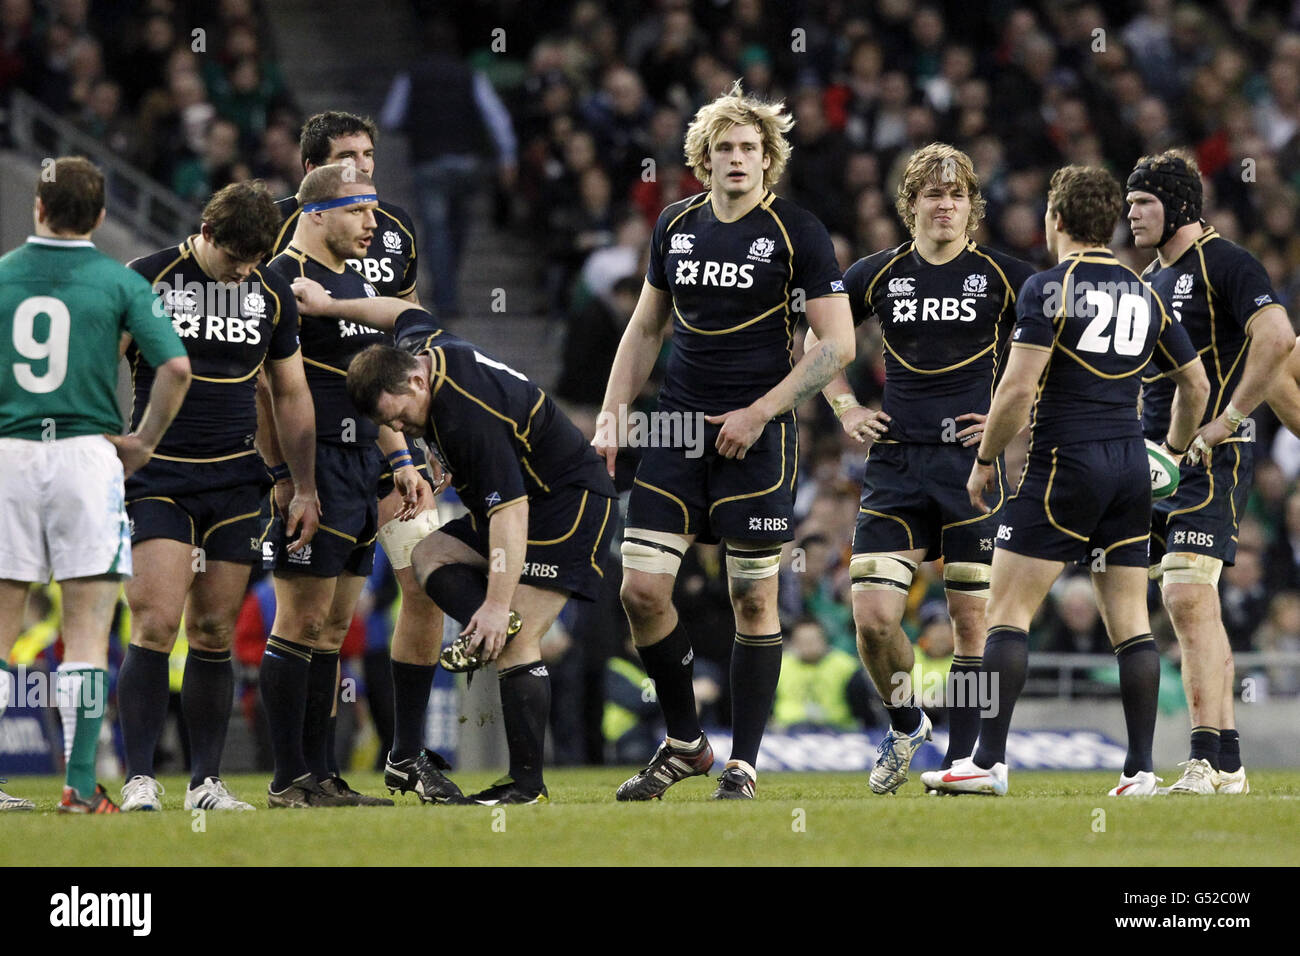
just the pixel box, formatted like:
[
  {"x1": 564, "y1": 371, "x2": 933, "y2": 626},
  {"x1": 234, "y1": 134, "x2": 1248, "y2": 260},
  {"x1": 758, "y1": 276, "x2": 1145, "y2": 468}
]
[
  {"x1": 1013, "y1": 250, "x2": 1198, "y2": 447},
  {"x1": 843, "y1": 239, "x2": 1035, "y2": 443},
  {"x1": 128, "y1": 238, "x2": 300, "y2": 458},
  {"x1": 266, "y1": 244, "x2": 387, "y2": 446},
  {"x1": 273, "y1": 195, "x2": 418, "y2": 298},
  {"x1": 1139, "y1": 227, "x2": 1280, "y2": 442},
  {"x1": 645, "y1": 190, "x2": 845, "y2": 417},
  {"x1": 394, "y1": 309, "x2": 616, "y2": 518}
]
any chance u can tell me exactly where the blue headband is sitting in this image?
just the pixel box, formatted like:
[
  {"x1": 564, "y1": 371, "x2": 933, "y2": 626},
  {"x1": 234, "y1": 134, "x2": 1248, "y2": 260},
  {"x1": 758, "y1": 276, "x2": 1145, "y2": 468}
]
[{"x1": 301, "y1": 193, "x2": 378, "y2": 213}]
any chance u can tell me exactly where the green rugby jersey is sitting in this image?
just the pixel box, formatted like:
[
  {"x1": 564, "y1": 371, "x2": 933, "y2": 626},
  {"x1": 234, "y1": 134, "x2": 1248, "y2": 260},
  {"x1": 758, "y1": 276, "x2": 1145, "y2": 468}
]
[{"x1": 0, "y1": 237, "x2": 186, "y2": 440}]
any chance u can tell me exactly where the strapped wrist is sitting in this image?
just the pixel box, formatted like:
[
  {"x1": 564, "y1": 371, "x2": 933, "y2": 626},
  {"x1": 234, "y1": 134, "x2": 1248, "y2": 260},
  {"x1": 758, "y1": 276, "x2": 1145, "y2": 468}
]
[{"x1": 829, "y1": 394, "x2": 861, "y2": 420}]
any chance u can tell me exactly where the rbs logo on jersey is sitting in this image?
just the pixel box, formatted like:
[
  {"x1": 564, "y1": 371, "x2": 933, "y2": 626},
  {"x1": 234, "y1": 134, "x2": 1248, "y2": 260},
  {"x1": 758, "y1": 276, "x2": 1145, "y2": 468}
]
[
  {"x1": 673, "y1": 259, "x2": 755, "y2": 288},
  {"x1": 171, "y1": 313, "x2": 262, "y2": 344},
  {"x1": 348, "y1": 256, "x2": 397, "y2": 285},
  {"x1": 891, "y1": 298, "x2": 978, "y2": 323}
]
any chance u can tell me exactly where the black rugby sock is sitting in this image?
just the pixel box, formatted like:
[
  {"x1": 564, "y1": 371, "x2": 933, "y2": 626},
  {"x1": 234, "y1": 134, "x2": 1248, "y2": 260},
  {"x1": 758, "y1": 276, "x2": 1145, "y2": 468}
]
[
  {"x1": 183, "y1": 647, "x2": 234, "y2": 787},
  {"x1": 260, "y1": 636, "x2": 312, "y2": 790},
  {"x1": 390, "y1": 660, "x2": 436, "y2": 762},
  {"x1": 1190, "y1": 726, "x2": 1221, "y2": 771},
  {"x1": 635, "y1": 620, "x2": 701, "y2": 744},
  {"x1": 942, "y1": 656, "x2": 983, "y2": 768},
  {"x1": 729, "y1": 632, "x2": 783, "y2": 767},
  {"x1": 1114, "y1": 635, "x2": 1159, "y2": 776},
  {"x1": 303, "y1": 649, "x2": 339, "y2": 781},
  {"x1": 118, "y1": 644, "x2": 172, "y2": 780},
  {"x1": 971, "y1": 626, "x2": 1028, "y2": 769},
  {"x1": 499, "y1": 661, "x2": 550, "y2": 791},
  {"x1": 1219, "y1": 728, "x2": 1241, "y2": 774}
]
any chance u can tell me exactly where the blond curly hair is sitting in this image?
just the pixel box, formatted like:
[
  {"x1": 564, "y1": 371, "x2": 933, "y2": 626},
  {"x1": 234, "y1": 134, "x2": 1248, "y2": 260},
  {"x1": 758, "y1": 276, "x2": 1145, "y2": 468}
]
[
  {"x1": 895, "y1": 143, "x2": 987, "y2": 236},
  {"x1": 683, "y1": 80, "x2": 794, "y2": 190}
]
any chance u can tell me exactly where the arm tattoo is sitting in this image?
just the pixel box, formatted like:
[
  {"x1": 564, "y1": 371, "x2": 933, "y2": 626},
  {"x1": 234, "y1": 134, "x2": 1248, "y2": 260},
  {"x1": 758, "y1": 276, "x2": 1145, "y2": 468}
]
[{"x1": 787, "y1": 343, "x2": 844, "y2": 410}]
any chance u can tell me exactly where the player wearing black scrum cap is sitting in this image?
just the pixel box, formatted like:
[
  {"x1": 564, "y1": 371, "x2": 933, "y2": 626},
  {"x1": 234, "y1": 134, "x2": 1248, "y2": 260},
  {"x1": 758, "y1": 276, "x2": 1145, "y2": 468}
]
[{"x1": 1128, "y1": 150, "x2": 1294, "y2": 796}]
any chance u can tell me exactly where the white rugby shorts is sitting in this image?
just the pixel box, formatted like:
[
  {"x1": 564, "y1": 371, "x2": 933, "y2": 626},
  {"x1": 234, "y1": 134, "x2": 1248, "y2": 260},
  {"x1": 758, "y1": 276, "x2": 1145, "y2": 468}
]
[{"x1": 0, "y1": 435, "x2": 132, "y2": 582}]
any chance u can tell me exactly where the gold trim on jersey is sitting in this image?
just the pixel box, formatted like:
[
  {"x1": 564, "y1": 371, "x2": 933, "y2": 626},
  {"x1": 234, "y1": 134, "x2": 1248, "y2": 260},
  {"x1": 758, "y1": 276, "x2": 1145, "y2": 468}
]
[
  {"x1": 864, "y1": 243, "x2": 914, "y2": 303},
  {"x1": 1242, "y1": 303, "x2": 1274, "y2": 336},
  {"x1": 634, "y1": 478, "x2": 691, "y2": 533},
  {"x1": 674, "y1": 298, "x2": 786, "y2": 336},
  {"x1": 1212, "y1": 343, "x2": 1249, "y2": 418},
  {"x1": 521, "y1": 456, "x2": 551, "y2": 493},
  {"x1": 487, "y1": 494, "x2": 528, "y2": 517},
  {"x1": 302, "y1": 355, "x2": 347, "y2": 377},
  {"x1": 527, "y1": 489, "x2": 587, "y2": 545},
  {"x1": 437, "y1": 366, "x2": 534, "y2": 451},
  {"x1": 885, "y1": 338, "x2": 995, "y2": 375},
  {"x1": 149, "y1": 242, "x2": 191, "y2": 287},
  {"x1": 192, "y1": 363, "x2": 265, "y2": 385},
  {"x1": 151, "y1": 449, "x2": 258, "y2": 464},
  {"x1": 708, "y1": 422, "x2": 786, "y2": 515},
  {"x1": 273, "y1": 208, "x2": 301, "y2": 255},
  {"x1": 665, "y1": 194, "x2": 710, "y2": 234},
  {"x1": 760, "y1": 194, "x2": 797, "y2": 349},
  {"x1": 1044, "y1": 449, "x2": 1087, "y2": 542},
  {"x1": 859, "y1": 507, "x2": 916, "y2": 550},
  {"x1": 521, "y1": 392, "x2": 547, "y2": 443}
]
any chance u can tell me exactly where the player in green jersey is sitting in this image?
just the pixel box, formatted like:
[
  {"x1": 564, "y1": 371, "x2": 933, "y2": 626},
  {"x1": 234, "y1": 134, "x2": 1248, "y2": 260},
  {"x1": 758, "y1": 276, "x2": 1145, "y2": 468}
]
[{"x1": 0, "y1": 157, "x2": 191, "y2": 812}]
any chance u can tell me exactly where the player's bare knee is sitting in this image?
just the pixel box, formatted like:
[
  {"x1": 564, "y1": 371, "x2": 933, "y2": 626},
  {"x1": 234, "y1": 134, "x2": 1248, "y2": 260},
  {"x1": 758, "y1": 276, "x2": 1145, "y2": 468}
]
[
  {"x1": 132, "y1": 609, "x2": 182, "y2": 654},
  {"x1": 186, "y1": 614, "x2": 233, "y2": 653},
  {"x1": 620, "y1": 578, "x2": 671, "y2": 629},
  {"x1": 854, "y1": 615, "x2": 895, "y2": 655}
]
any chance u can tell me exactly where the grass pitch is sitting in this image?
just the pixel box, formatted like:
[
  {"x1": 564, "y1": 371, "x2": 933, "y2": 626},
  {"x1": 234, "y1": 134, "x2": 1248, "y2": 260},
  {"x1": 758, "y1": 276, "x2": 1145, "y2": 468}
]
[{"x1": 3, "y1": 769, "x2": 1297, "y2": 866}]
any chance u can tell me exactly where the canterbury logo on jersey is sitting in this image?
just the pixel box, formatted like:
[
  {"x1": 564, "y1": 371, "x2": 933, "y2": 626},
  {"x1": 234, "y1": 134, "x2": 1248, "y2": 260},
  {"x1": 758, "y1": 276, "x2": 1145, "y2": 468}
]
[
  {"x1": 891, "y1": 298, "x2": 978, "y2": 323},
  {"x1": 674, "y1": 259, "x2": 755, "y2": 288},
  {"x1": 669, "y1": 233, "x2": 694, "y2": 254},
  {"x1": 887, "y1": 277, "x2": 915, "y2": 295},
  {"x1": 171, "y1": 313, "x2": 263, "y2": 344}
]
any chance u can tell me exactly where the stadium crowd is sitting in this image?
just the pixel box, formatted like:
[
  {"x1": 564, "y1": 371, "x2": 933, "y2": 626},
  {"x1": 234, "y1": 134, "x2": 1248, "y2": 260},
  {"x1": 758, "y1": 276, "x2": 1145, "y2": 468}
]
[{"x1": 4, "y1": 0, "x2": 1300, "y2": 784}]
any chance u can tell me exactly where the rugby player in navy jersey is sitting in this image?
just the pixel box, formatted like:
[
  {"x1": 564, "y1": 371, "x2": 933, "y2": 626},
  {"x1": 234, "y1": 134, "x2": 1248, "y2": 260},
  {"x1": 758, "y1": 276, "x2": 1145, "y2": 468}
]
[
  {"x1": 924, "y1": 166, "x2": 1209, "y2": 796},
  {"x1": 263, "y1": 112, "x2": 448, "y2": 798},
  {"x1": 116, "y1": 181, "x2": 318, "y2": 813},
  {"x1": 805, "y1": 144, "x2": 1036, "y2": 793},
  {"x1": 290, "y1": 287, "x2": 617, "y2": 804},
  {"x1": 257, "y1": 164, "x2": 443, "y2": 807},
  {"x1": 594, "y1": 82, "x2": 855, "y2": 800},
  {"x1": 1127, "y1": 150, "x2": 1294, "y2": 795}
]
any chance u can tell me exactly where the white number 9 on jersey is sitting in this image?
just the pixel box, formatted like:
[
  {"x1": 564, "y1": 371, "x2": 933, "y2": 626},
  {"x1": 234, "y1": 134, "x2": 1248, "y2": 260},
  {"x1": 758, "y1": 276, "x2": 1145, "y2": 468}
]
[
  {"x1": 11, "y1": 295, "x2": 71, "y2": 393},
  {"x1": 1076, "y1": 290, "x2": 1150, "y2": 356}
]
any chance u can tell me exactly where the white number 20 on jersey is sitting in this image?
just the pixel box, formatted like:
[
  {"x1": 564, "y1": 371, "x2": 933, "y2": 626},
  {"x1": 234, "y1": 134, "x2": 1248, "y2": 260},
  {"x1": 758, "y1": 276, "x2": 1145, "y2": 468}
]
[
  {"x1": 11, "y1": 295, "x2": 71, "y2": 393},
  {"x1": 1076, "y1": 290, "x2": 1150, "y2": 356}
]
